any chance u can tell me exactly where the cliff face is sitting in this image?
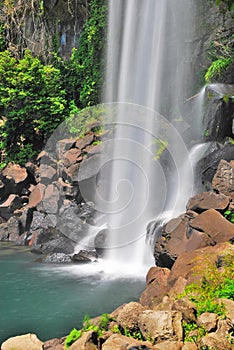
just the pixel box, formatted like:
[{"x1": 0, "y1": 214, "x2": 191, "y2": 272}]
[{"x1": 3, "y1": 0, "x2": 89, "y2": 59}]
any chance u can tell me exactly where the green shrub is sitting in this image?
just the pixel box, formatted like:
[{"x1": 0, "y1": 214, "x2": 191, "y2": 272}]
[
  {"x1": 224, "y1": 210, "x2": 234, "y2": 224},
  {"x1": 65, "y1": 328, "x2": 82, "y2": 349},
  {"x1": 205, "y1": 57, "x2": 233, "y2": 83},
  {"x1": 183, "y1": 322, "x2": 207, "y2": 343}
]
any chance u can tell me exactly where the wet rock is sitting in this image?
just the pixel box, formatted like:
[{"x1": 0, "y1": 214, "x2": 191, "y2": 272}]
[
  {"x1": 154, "y1": 213, "x2": 213, "y2": 269},
  {"x1": 71, "y1": 250, "x2": 98, "y2": 263},
  {"x1": 94, "y1": 229, "x2": 108, "y2": 257},
  {"x1": 140, "y1": 267, "x2": 170, "y2": 307},
  {"x1": 1, "y1": 333, "x2": 43, "y2": 350},
  {"x1": 189, "y1": 209, "x2": 234, "y2": 243},
  {"x1": 212, "y1": 159, "x2": 234, "y2": 199},
  {"x1": 0, "y1": 194, "x2": 22, "y2": 220},
  {"x1": 43, "y1": 253, "x2": 72, "y2": 263},
  {"x1": 116, "y1": 302, "x2": 145, "y2": 332},
  {"x1": 31, "y1": 236, "x2": 76, "y2": 255},
  {"x1": 198, "y1": 145, "x2": 234, "y2": 190},
  {"x1": 138, "y1": 310, "x2": 183, "y2": 342},
  {"x1": 186, "y1": 191, "x2": 229, "y2": 212},
  {"x1": 197, "y1": 312, "x2": 218, "y2": 332}
]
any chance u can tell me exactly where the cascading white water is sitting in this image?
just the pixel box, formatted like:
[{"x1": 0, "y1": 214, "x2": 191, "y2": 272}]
[{"x1": 97, "y1": 0, "x2": 206, "y2": 271}]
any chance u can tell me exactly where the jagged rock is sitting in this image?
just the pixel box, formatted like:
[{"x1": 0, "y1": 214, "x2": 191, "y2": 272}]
[
  {"x1": 0, "y1": 194, "x2": 22, "y2": 220},
  {"x1": 171, "y1": 298, "x2": 197, "y2": 323},
  {"x1": 0, "y1": 163, "x2": 29, "y2": 194},
  {"x1": 189, "y1": 208, "x2": 234, "y2": 243},
  {"x1": 43, "y1": 253, "x2": 72, "y2": 263},
  {"x1": 28, "y1": 183, "x2": 46, "y2": 208},
  {"x1": 1, "y1": 333, "x2": 43, "y2": 350},
  {"x1": 58, "y1": 202, "x2": 89, "y2": 242},
  {"x1": 186, "y1": 191, "x2": 229, "y2": 212},
  {"x1": 101, "y1": 334, "x2": 153, "y2": 350},
  {"x1": 154, "y1": 340, "x2": 183, "y2": 350},
  {"x1": 0, "y1": 216, "x2": 23, "y2": 243},
  {"x1": 37, "y1": 150, "x2": 57, "y2": 168},
  {"x1": 196, "y1": 312, "x2": 218, "y2": 332},
  {"x1": 168, "y1": 277, "x2": 188, "y2": 298},
  {"x1": 43, "y1": 183, "x2": 61, "y2": 214},
  {"x1": 56, "y1": 138, "x2": 76, "y2": 159},
  {"x1": 58, "y1": 179, "x2": 79, "y2": 199},
  {"x1": 138, "y1": 310, "x2": 183, "y2": 343},
  {"x1": 75, "y1": 133, "x2": 94, "y2": 150},
  {"x1": 212, "y1": 159, "x2": 234, "y2": 199},
  {"x1": 71, "y1": 250, "x2": 98, "y2": 263},
  {"x1": 117, "y1": 302, "x2": 145, "y2": 332},
  {"x1": 37, "y1": 163, "x2": 57, "y2": 185},
  {"x1": 94, "y1": 229, "x2": 108, "y2": 257},
  {"x1": 199, "y1": 333, "x2": 232, "y2": 350},
  {"x1": 216, "y1": 318, "x2": 233, "y2": 338},
  {"x1": 168, "y1": 242, "x2": 234, "y2": 288},
  {"x1": 31, "y1": 236, "x2": 76, "y2": 255},
  {"x1": 140, "y1": 267, "x2": 170, "y2": 307},
  {"x1": 69, "y1": 330, "x2": 98, "y2": 350},
  {"x1": 15, "y1": 207, "x2": 34, "y2": 232},
  {"x1": 43, "y1": 337, "x2": 66, "y2": 350},
  {"x1": 154, "y1": 213, "x2": 213, "y2": 269},
  {"x1": 63, "y1": 148, "x2": 82, "y2": 167}
]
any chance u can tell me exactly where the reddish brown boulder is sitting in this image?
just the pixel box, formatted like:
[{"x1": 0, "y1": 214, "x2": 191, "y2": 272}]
[
  {"x1": 154, "y1": 213, "x2": 213, "y2": 269},
  {"x1": 69, "y1": 331, "x2": 98, "y2": 350},
  {"x1": 186, "y1": 191, "x2": 229, "y2": 212},
  {"x1": 28, "y1": 183, "x2": 46, "y2": 208},
  {"x1": 75, "y1": 133, "x2": 94, "y2": 150},
  {"x1": 140, "y1": 267, "x2": 170, "y2": 306},
  {"x1": 189, "y1": 208, "x2": 234, "y2": 243},
  {"x1": 101, "y1": 334, "x2": 153, "y2": 350},
  {"x1": 168, "y1": 242, "x2": 234, "y2": 288},
  {"x1": 63, "y1": 148, "x2": 81, "y2": 167},
  {"x1": 116, "y1": 302, "x2": 145, "y2": 332},
  {"x1": 1, "y1": 163, "x2": 29, "y2": 194},
  {"x1": 212, "y1": 160, "x2": 234, "y2": 199},
  {"x1": 0, "y1": 194, "x2": 22, "y2": 220}
]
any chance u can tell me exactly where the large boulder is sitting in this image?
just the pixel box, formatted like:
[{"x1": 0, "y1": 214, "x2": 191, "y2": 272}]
[
  {"x1": 69, "y1": 330, "x2": 98, "y2": 350},
  {"x1": 0, "y1": 194, "x2": 22, "y2": 220},
  {"x1": 140, "y1": 267, "x2": 170, "y2": 307},
  {"x1": 212, "y1": 159, "x2": 234, "y2": 199},
  {"x1": 1, "y1": 333, "x2": 43, "y2": 350},
  {"x1": 186, "y1": 191, "x2": 229, "y2": 212},
  {"x1": 167, "y1": 242, "x2": 234, "y2": 288},
  {"x1": 116, "y1": 302, "x2": 145, "y2": 332},
  {"x1": 138, "y1": 310, "x2": 183, "y2": 343},
  {"x1": 0, "y1": 163, "x2": 29, "y2": 194},
  {"x1": 43, "y1": 337, "x2": 66, "y2": 350},
  {"x1": 189, "y1": 208, "x2": 234, "y2": 243}
]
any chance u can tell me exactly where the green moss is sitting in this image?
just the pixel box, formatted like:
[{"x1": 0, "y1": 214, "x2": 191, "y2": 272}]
[{"x1": 205, "y1": 57, "x2": 233, "y2": 83}]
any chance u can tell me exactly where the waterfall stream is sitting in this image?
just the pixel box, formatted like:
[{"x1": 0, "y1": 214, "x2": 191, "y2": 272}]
[{"x1": 96, "y1": 0, "x2": 206, "y2": 271}]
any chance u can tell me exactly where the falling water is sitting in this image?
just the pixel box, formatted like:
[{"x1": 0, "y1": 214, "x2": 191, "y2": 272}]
[{"x1": 97, "y1": 0, "x2": 205, "y2": 271}]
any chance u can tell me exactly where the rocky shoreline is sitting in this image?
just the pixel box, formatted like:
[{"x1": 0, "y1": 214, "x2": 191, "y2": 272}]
[{"x1": 1, "y1": 157, "x2": 234, "y2": 350}]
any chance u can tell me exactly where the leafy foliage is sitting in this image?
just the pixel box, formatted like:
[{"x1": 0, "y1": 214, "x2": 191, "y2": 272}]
[
  {"x1": 65, "y1": 328, "x2": 82, "y2": 349},
  {"x1": 205, "y1": 57, "x2": 233, "y2": 83},
  {"x1": 224, "y1": 210, "x2": 234, "y2": 223},
  {"x1": 182, "y1": 322, "x2": 207, "y2": 343},
  {"x1": 0, "y1": 49, "x2": 67, "y2": 164},
  {"x1": 179, "y1": 251, "x2": 234, "y2": 316}
]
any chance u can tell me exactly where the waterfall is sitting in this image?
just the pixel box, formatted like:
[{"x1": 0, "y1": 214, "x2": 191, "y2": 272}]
[{"x1": 95, "y1": 0, "x2": 205, "y2": 272}]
